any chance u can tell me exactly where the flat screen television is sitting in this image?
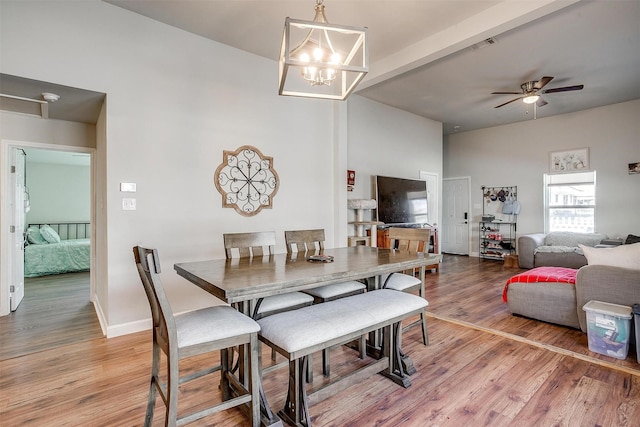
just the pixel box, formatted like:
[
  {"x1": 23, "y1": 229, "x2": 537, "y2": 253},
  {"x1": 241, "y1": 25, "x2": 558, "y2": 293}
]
[{"x1": 375, "y1": 175, "x2": 428, "y2": 226}]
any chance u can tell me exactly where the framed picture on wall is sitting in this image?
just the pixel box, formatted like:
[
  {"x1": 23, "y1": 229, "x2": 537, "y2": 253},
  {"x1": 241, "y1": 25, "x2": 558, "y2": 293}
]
[{"x1": 549, "y1": 147, "x2": 589, "y2": 173}]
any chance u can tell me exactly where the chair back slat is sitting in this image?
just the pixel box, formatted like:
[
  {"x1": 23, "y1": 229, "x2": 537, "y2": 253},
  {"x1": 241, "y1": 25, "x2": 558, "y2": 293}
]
[
  {"x1": 133, "y1": 246, "x2": 176, "y2": 353},
  {"x1": 387, "y1": 227, "x2": 431, "y2": 253},
  {"x1": 284, "y1": 229, "x2": 325, "y2": 253},
  {"x1": 224, "y1": 231, "x2": 276, "y2": 259}
]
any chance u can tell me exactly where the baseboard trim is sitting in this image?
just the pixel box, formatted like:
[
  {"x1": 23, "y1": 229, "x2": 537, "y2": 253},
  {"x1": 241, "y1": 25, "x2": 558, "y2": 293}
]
[{"x1": 107, "y1": 318, "x2": 152, "y2": 338}]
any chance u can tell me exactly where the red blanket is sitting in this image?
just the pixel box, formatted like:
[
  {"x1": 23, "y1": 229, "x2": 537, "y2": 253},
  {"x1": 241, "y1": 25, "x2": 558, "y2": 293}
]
[{"x1": 502, "y1": 266, "x2": 578, "y2": 303}]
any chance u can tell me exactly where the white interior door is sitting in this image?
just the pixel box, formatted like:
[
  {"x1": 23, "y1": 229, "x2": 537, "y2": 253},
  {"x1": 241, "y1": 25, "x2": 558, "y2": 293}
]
[
  {"x1": 9, "y1": 147, "x2": 26, "y2": 311},
  {"x1": 442, "y1": 177, "x2": 470, "y2": 255}
]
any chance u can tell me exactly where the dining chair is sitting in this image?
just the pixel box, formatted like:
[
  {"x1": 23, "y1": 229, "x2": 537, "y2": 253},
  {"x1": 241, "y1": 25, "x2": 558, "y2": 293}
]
[
  {"x1": 284, "y1": 229, "x2": 367, "y2": 303},
  {"x1": 223, "y1": 231, "x2": 314, "y2": 374},
  {"x1": 285, "y1": 228, "x2": 367, "y2": 379},
  {"x1": 133, "y1": 245, "x2": 261, "y2": 427},
  {"x1": 223, "y1": 231, "x2": 314, "y2": 320},
  {"x1": 379, "y1": 227, "x2": 430, "y2": 346}
]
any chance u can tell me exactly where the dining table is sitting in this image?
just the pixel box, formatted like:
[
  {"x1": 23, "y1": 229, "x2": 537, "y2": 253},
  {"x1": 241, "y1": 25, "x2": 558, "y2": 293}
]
[
  {"x1": 174, "y1": 245, "x2": 441, "y2": 304},
  {"x1": 174, "y1": 245, "x2": 441, "y2": 427}
]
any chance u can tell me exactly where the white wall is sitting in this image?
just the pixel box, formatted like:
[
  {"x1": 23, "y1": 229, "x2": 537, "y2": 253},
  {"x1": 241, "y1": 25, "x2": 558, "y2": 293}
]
[
  {"x1": 25, "y1": 162, "x2": 90, "y2": 225},
  {"x1": 0, "y1": 1, "x2": 444, "y2": 334},
  {"x1": 0, "y1": 112, "x2": 95, "y2": 148},
  {"x1": 444, "y1": 99, "x2": 640, "y2": 255},
  {"x1": 347, "y1": 96, "x2": 443, "y2": 228}
]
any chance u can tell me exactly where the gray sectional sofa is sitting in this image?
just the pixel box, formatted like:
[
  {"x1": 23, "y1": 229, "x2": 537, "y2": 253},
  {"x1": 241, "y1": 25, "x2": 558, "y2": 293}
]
[
  {"x1": 507, "y1": 232, "x2": 640, "y2": 332},
  {"x1": 505, "y1": 264, "x2": 640, "y2": 332},
  {"x1": 518, "y1": 231, "x2": 607, "y2": 269}
]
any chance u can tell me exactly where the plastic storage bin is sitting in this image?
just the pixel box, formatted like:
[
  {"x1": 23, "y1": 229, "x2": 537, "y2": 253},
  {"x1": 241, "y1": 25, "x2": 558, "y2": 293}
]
[{"x1": 583, "y1": 300, "x2": 633, "y2": 360}]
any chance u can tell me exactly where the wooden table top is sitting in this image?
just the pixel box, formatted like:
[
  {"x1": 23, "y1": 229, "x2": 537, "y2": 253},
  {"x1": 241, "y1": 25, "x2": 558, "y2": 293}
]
[{"x1": 174, "y1": 246, "x2": 441, "y2": 303}]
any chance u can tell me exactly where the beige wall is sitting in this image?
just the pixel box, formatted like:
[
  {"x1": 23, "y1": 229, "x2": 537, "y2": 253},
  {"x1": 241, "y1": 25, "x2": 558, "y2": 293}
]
[
  {"x1": 0, "y1": 1, "x2": 444, "y2": 334},
  {"x1": 0, "y1": 112, "x2": 95, "y2": 148},
  {"x1": 347, "y1": 95, "x2": 443, "y2": 228},
  {"x1": 444, "y1": 99, "x2": 640, "y2": 255}
]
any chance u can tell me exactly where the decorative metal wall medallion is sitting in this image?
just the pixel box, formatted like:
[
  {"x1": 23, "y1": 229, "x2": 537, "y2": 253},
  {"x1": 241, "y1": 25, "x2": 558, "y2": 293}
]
[{"x1": 214, "y1": 145, "x2": 279, "y2": 216}]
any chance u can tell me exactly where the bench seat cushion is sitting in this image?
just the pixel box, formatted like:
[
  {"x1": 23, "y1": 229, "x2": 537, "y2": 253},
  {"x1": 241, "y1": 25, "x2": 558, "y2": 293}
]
[
  {"x1": 302, "y1": 281, "x2": 366, "y2": 299},
  {"x1": 382, "y1": 272, "x2": 421, "y2": 291},
  {"x1": 255, "y1": 292, "x2": 314, "y2": 318},
  {"x1": 258, "y1": 289, "x2": 427, "y2": 356}
]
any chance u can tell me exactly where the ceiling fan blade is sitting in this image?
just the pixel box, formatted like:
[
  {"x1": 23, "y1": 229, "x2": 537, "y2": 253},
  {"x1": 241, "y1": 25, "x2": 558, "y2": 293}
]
[
  {"x1": 494, "y1": 97, "x2": 522, "y2": 108},
  {"x1": 534, "y1": 76, "x2": 554, "y2": 90},
  {"x1": 492, "y1": 91, "x2": 521, "y2": 95},
  {"x1": 536, "y1": 96, "x2": 548, "y2": 107},
  {"x1": 543, "y1": 84, "x2": 584, "y2": 94}
]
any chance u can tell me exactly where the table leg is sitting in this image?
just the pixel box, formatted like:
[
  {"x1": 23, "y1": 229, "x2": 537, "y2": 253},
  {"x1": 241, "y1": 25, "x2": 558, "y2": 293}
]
[
  {"x1": 235, "y1": 302, "x2": 283, "y2": 427},
  {"x1": 380, "y1": 322, "x2": 412, "y2": 388},
  {"x1": 278, "y1": 357, "x2": 310, "y2": 427}
]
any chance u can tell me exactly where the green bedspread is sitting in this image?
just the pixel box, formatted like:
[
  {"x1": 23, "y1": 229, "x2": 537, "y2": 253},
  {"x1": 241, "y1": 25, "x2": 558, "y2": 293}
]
[{"x1": 24, "y1": 238, "x2": 90, "y2": 277}]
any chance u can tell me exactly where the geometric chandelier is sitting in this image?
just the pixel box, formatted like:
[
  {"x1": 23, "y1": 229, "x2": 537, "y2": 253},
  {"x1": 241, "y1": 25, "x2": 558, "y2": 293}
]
[{"x1": 278, "y1": 0, "x2": 368, "y2": 100}]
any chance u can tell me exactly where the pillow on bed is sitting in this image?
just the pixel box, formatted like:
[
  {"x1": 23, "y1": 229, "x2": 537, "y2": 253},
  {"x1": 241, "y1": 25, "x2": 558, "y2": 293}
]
[
  {"x1": 26, "y1": 226, "x2": 48, "y2": 245},
  {"x1": 40, "y1": 225, "x2": 61, "y2": 244},
  {"x1": 578, "y1": 243, "x2": 640, "y2": 270}
]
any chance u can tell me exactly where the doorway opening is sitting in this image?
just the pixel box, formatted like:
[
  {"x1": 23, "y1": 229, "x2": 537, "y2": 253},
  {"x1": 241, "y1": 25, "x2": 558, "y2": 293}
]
[{"x1": 0, "y1": 144, "x2": 101, "y2": 359}]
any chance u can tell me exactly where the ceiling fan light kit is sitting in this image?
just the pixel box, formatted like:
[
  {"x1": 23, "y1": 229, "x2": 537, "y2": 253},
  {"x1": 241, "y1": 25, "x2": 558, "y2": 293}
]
[
  {"x1": 492, "y1": 76, "x2": 584, "y2": 109},
  {"x1": 278, "y1": 0, "x2": 368, "y2": 100}
]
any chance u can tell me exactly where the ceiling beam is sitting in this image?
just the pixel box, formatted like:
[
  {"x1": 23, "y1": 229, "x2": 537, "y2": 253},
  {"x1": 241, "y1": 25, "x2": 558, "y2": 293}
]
[{"x1": 357, "y1": 0, "x2": 583, "y2": 91}]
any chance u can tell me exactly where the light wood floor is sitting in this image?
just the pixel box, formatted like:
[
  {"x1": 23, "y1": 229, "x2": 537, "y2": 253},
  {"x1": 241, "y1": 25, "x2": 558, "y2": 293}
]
[
  {"x1": 0, "y1": 272, "x2": 102, "y2": 361},
  {"x1": 1, "y1": 256, "x2": 638, "y2": 426}
]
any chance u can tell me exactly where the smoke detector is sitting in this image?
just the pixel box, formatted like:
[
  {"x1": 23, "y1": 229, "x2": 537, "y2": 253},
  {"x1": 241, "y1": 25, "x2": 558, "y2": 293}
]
[{"x1": 42, "y1": 92, "x2": 60, "y2": 102}]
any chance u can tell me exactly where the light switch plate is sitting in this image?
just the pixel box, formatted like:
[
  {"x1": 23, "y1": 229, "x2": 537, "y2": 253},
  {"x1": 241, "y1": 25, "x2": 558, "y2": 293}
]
[
  {"x1": 120, "y1": 182, "x2": 137, "y2": 192},
  {"x1": 122, "y1": 198, "x2": 136, "y2": 210}
]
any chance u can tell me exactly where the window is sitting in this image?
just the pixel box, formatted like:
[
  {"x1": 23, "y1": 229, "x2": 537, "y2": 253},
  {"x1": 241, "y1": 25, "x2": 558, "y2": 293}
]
[{"x1": 544, "y1": 171, "x2": 596, "y2": 233}]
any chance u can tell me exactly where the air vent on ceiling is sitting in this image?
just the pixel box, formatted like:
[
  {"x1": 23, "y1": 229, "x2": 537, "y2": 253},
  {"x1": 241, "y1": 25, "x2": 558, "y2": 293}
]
[{"x1": 470, "y1": 37, "x2": 497, "y2": 51}]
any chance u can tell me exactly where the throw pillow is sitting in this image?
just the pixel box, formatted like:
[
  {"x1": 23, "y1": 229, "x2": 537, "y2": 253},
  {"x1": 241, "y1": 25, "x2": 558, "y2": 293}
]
[
  {"x1": 40, "y1": 225, "x2": 61, "y2": 244},
  {"x1": 26, "y1": 226, "x2": 48, "y2": 245},
  {"x1": 578, "y1": 243, "x2": 640, "y2": 270},
  {"x1": 625, "y1": 234, "x2": 640, "y2": 245}
]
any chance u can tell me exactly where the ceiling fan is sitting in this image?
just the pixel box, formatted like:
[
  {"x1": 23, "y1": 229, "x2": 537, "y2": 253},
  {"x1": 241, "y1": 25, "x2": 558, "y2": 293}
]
[{"x1": 492, "y1": 76, "x2": 584, "y2": 108}]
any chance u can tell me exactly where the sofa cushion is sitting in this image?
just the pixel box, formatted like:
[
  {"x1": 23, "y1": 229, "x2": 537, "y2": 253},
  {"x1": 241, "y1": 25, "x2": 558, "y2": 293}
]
[
  {"x1": 535, "y1": 245, "x2": 581, "y2": 254},
  {"x1": 503, "y1": 266, "x2": 577, "y2": 303},
  {"x1": 534, "y1": 251, "x2": 588, "y2": 269},
  {"x1": 544, "y1": 232, "x2": 605, "y2": 247},
  {"x1": 505, "y1": 281, "x2": 580, "y2": 329},
  {"x1": 579, "y1": 243, "x2": 640, "y2": 270}
]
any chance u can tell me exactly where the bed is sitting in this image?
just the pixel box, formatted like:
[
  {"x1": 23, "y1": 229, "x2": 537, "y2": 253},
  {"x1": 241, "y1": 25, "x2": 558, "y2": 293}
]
[{"x1": 24, "y1": 222, "x2": 91, "y2": 277}]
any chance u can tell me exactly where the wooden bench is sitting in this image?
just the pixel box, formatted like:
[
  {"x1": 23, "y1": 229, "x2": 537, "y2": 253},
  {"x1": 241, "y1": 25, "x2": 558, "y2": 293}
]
[{"x1": 257, "y1": 289, "x2": 428, "y2": 427}]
